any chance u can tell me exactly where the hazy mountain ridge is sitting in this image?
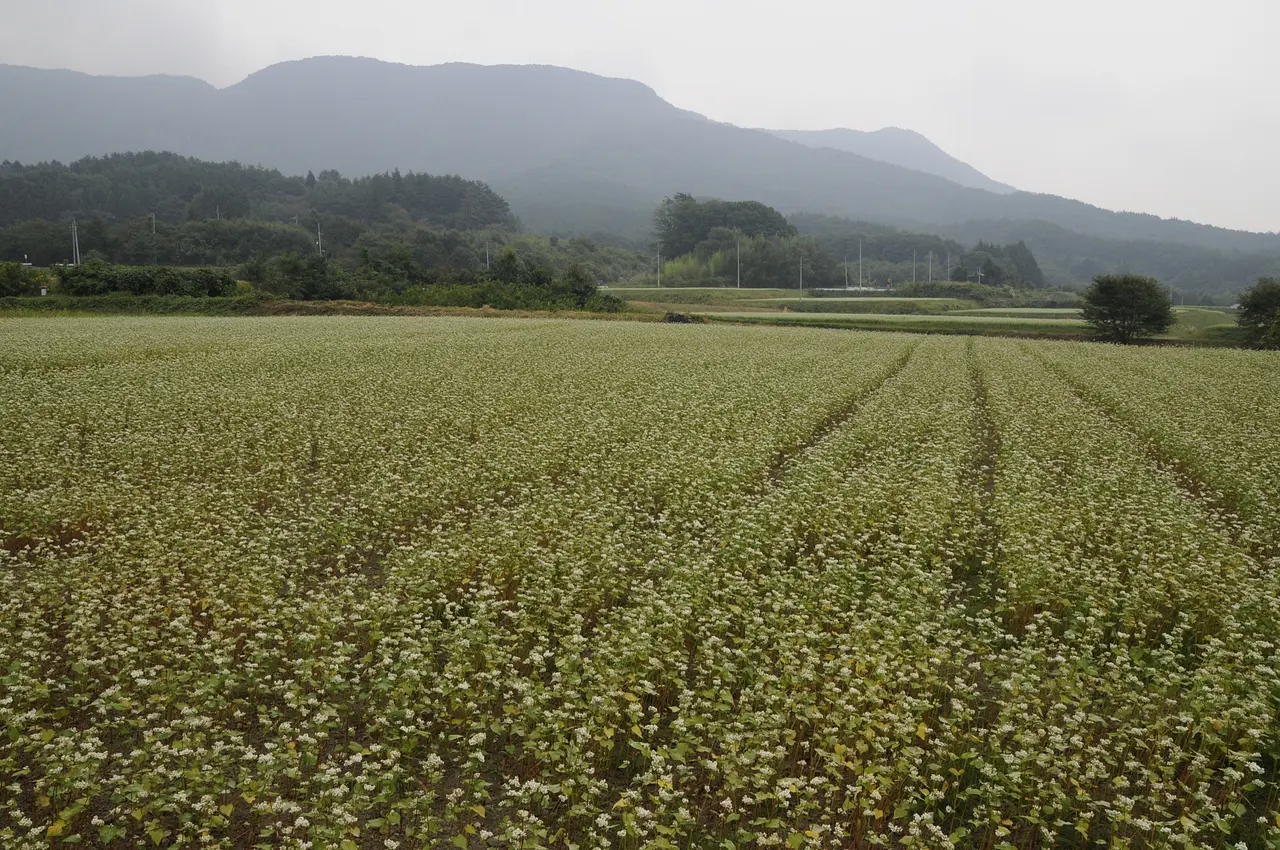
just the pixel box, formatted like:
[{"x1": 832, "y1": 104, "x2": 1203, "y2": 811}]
[
  {"x1": 769, "y1": 127, "x2": 1016, "y2": 195},
  {"x1": 3, "y1": 57, "x2": 1279, "y2": 292}
]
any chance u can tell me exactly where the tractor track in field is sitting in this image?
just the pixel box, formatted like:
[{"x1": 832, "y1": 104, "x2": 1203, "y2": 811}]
[
  {"x1": 1024, "y1": 345, "x2": 1277, "y2": 565},
  {"x1": 756, "y1": 341, "x2": 920, "y2": 493}
]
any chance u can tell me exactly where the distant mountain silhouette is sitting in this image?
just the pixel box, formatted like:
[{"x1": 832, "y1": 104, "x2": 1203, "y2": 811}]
[
  {"x1": 0, "y1": 65, "x2": 218, "y2": 164},
  {"x1": 769, "y1": 128, "x2": 1015, "y2": 194},
  {"x1": 3, "y1": 57, "x2": 1279, "y2": 287}
]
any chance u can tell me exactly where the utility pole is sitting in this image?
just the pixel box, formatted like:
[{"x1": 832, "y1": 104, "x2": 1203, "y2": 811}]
[
  {"x1": 913, "y1": 250, "x2": 917, "y2": 284},
  {"x1": 858, "y1": 239, "x2": 863, "y2": 288},
  {"x1": 736, "y1": 239, "x2": 741, "y2": 289},
  {"x1": 71, "y1": 218, "x2": 81, "y2": 265},
  {"x1": 975, "y1": 266, "x2": 984, "y2": 285},
  {"x1": 798, "y1": 254, "x2": 804, "y2": 299},
  {"x1": 928, "y1": 251, "x2": 933, "y2": 283},
  {"x1": 485, "y1": 245, "x2": 490, "y2": 270},
  {"x1": 316, "y1": 220, "x2": 323, "y2": 256},
  {"x1": 150, "y1": 213, "x2": 157, "y2": 266},
  {"x1": 657, "y1": 252, "x2": 661, "y2": 287},
  {"x1": 844, "y1": 255, "x2": 849, "y2": 290}
]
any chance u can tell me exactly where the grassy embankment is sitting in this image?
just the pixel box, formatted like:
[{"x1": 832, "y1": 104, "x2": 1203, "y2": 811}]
[
  {"x1": 607, "y1": 286, "x2": 1244, "y2": 343},
  {"x1": 0, "y1": 295, "x2": 650, "y2": 323},
  {"x1": 0, "y1": 289, "x2": 1246, "y2": 344}
]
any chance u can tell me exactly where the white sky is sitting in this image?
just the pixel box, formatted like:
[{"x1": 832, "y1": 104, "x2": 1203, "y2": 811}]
[{"x1": 4, "y1": 0, "x2": 1277, "y2": 232}]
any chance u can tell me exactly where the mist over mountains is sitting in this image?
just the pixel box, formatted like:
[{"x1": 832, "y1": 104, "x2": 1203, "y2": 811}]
[
  {"x1": 3, "y1": 56, "x2": 1278, "y2": 292},
  {"x1": 767, "y1": 128, "x2": 1016, "y2": 195}
]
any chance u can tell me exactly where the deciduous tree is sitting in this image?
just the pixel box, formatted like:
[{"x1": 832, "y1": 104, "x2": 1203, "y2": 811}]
[
  {"x1": 1237, "y1": 277, "x2": 1280, "y2": 348},
  {"x1": 1081, "y1": 274, "x2": 1174, "y2": 343}
]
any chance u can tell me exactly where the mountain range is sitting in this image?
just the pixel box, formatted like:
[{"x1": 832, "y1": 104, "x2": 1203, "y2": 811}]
[
  {"x1": 767, "y1": 128, "x2": 1015, "y2": 195},
  {"x1": 2, "y1": 56, "x2": 1278, "y2": 292}
]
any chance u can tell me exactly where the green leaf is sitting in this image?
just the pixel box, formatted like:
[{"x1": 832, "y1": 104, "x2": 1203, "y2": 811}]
[{"x1": 98, "y1": 825, "x2": 127, "y2": 845}]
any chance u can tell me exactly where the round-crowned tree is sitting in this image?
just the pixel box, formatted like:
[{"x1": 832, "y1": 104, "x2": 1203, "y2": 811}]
[
  {"x1": 1236, "y1": 277, "x2": 1280, "y2": 348},
  {"x1": 1080, "y1": 274, "x2": 1174, "y2": 344}
]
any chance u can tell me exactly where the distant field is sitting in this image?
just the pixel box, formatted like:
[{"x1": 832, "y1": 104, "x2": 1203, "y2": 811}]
[
  {"x1": 612, "y1": 289, "x2": 1243, "y2": 344},
  {"x1": 630, "y1": 299, "x2": 977, "y2": 317},
  {"x1": 742, "y1": 297, "x2": 975, "y2": 315},
  {"x1": 608, "y1": 288, "x2": 971, "y2": 312},
  {"x1": 701, "y1": 310, "x2": 1092, "y2": 336},
  {"x1": 743, "y1": 296, "x2": 962, "y2": 303},
  {"x1": 1173, "y1": 306, "x2": 1238, "y2": 329},
  {"x1": 604, "y1": 287, "x2": 798, "y2": 306},
  {"x1": 948, "y1": 307, "x2": 1084, "y2": 319}
]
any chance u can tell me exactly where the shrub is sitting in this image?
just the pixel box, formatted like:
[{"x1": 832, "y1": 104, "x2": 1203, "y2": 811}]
[
  {"x1": 0, "y1": 262, "x2": 53, "y2": 296},
  {"x1": 56, "y1": 260, "x2": 237, "y2": 297}
]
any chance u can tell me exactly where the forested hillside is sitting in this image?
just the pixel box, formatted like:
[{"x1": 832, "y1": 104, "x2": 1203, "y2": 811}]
[
  {"x1": 937, "y1": 218, "x2": 1280, "y2": 302},
  {"x1": 0, "y1": 152, "x2": 513, "y2": 230},
  {"x1": 790, "y1": 213, "x2": 1044, "y2": 289},
  {"x1": 652, "y1": 197, "x2": 1051, "y2": 291},
  {"x1": 0, "y1": 154, "x2": 650, "y2": 287},
  {"x1": 4, "y1": 58, "x2": 1279, "y2": 296}
]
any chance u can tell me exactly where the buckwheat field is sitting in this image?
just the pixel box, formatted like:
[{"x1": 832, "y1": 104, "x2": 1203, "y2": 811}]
[{"x1": 2, "y1": 317, "x2": 1279, "y2": 850}]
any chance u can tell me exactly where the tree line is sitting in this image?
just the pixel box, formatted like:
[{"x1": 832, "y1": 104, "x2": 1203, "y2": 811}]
[
  {"x1": 0, "y1": 154, "x2": 659, "y2": 293},
  {"x1": 0, "y1": 152, "x2": 513, "y2": 230},
  {"x1": 0, "y1": 249, "x2": 622, "y2": 313},
  {"x1": 235, "y1": 246, "x2": 616, "y2": 309},
  {"x1": 940, "y1": 218, "x2": 1280, "y2": 303},
  {"x1": 655, "y1": 198, "x2": 1049, "y2": 290}
]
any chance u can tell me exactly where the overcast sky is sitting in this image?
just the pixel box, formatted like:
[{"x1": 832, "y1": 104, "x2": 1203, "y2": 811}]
[{"x1": 5, "y1": 0, "x2": 1276, "y2": 232}]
